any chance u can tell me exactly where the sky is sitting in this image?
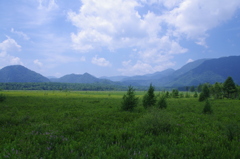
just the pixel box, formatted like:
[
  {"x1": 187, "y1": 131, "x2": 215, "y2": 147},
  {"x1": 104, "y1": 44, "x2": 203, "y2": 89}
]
[{"x1": 1, "y1": 0, "x2": 240, "y2": 78}]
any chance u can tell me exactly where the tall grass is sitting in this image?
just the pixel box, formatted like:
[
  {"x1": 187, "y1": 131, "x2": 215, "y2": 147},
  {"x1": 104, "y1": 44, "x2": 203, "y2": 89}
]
[{"x1": 0, "y1": 91, "x2": 240, "y2": 158}]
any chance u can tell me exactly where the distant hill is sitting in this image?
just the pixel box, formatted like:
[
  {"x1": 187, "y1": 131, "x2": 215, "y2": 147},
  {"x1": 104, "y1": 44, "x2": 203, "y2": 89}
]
[
  {"x1": 122, "y1": 68, "x2": 175, "y2": 81},
  {"x1": 53, "y1": 73, "x2": 114, "y2": 84},
  {"x1": 112, "y1": 56, "x2": 240, "y2": 87},
  {"x1": 1, "y1": 56, "x2": 240, "y2": 87},
  {"x1": 99, "y1": 75, "x2": 129, "y2": 82},
  {"x1": 170, "y1": 56, "x2": 240, "y2": 86},
  {"x1": 0, "y1": 65, "x2": 50, "y2": 83}
]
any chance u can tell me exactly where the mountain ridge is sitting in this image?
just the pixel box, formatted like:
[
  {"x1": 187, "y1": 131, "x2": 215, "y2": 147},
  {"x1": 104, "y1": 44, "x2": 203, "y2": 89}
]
[{"x1": 1, "y1": 55, "x2": 240, "y2": 86}]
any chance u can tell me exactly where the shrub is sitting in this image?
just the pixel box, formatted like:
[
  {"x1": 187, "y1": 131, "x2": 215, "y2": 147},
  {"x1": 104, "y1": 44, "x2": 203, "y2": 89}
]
[
  {"x1": 193, "y1": 91, "x2": 198, "y2": 98},
  {"x1": 185, "y1": 92, "x2": 190, "y2": 98},
  {"x1": 172, "y1": 89, "x2": 179, "y2": 98},
  {"x1": 142, "y1": 84, "x2": 156, "y2": 109},
  {"x1": 157, "y1": 95, "x2": 167, "y2": 109},
  {"x1": 0, "y1": 94, "x2": 6, "y2": 102},
  {"x1": 121, "y1": 86, "x2": 138, "y2": 111},
  {"x1": 135, "y1": 108, "x2": 172, "y2": 135},
  {"x1": 202, "y1": 100, "x2": 213, "y2": 114},
  {"x1": 198, "y1": 92, "x2": 206, "y2": 102},
  {"x1": 225, "y1": 123, "x2": 240, "y2": 141}
]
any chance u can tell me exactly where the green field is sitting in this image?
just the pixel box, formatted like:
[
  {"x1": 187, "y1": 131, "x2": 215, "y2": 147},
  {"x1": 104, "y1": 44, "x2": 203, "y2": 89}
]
[{"x1": 1, "y1": 91, "x2": 240, "y2": 158}]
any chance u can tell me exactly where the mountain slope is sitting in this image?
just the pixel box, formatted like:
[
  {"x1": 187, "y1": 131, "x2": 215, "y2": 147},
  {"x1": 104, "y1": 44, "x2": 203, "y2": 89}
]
[
  {"x1": 170, "y1": 56, "x2": 240, "y2": 86},
  {"x1": 0, "y1": 65, "x2": 50, "y2": 83},
  {"x1": 55, "y1": 73, "x2": 114, "y2": 84}
]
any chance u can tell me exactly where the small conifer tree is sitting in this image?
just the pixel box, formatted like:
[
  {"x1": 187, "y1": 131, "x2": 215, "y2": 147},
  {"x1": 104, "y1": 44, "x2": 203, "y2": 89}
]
[
  {"x1": 143, "y1": 84, "x2": 156, "y2": 109},
  {"x1": 157, "y1": 95, "x2": 167, "y2": 109},
  {"x1": 203, "y1": 100, "x2": 213, "y2": 114},
  {"x1": 0, "y1": 94, "x2": 6, "y2": 102},
  {"x1": 121, "y1": 86, "x2": 138, "y2": 111}
]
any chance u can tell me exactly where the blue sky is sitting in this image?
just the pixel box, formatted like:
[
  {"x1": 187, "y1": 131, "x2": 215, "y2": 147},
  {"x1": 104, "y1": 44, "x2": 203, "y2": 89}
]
[{"x1": 1, "y1": 0, "x2": 240, "y2": 77}]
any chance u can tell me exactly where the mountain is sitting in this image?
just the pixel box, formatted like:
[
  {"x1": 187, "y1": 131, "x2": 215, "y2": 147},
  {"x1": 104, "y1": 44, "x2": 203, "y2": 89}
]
[
  {"x1": 170, "y1": 56, "x2": 240, "y2": 86},
  {"x1": 172, "y1": 59, "x2": 208, "y2": 77},
  {"x1": 122, "y1": 68, "x2": 175, "y2": 81},
  {"x1": 100, "y1": 75, "x2": 129, "y2": 82},
  {"x1": 0, "y1": 65, "x2": 50, "y2": 83},
  {"x1": 54, "y1": 73, "x2": 114, "y2": 84}
]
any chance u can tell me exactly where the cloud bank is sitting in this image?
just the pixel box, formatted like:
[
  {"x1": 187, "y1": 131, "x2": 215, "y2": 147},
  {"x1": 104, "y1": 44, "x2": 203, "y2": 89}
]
[{"x1": 67, "y1": 0, "x2": 240, "y2": 75}]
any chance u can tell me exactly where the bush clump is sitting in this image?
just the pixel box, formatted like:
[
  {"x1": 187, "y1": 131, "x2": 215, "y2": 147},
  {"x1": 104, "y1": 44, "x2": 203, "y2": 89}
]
[
  {"x1": 202, "y1": 100, "x2": 213, "y2": 114},
  {"x1": 142, "y1": 84, "x2": 156, "y2": 109},
  {"x1": 121, "y1": 86, "x2": 138, "y2": 111},
  {"x1": 157, "y1": 95, "x2": 167, "y2": 109},
  {"x1": 0, "y1": 94, "x2": 6, "y2": 102}
]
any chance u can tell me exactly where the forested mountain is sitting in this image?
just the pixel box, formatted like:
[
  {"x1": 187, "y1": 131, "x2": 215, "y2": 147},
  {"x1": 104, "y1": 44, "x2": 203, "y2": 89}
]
[
  {"x1": 0, "y1": 65, "x2": 50, "y2": 83},
  {"x1": 170, "y1": 56, "x2": 240, "y2": 86},
  {"x1": 52, "y1": 73, "x2": 114, "y2": 84},
  {"x1": 1, "y1": 56, "x2": 240, "y2": 88}
]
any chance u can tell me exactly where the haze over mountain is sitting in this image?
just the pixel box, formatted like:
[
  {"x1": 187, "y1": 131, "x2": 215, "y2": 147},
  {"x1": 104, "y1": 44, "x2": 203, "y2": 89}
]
[{"x1": 0, "y1": 56, "x2": 240, "y2": 87}]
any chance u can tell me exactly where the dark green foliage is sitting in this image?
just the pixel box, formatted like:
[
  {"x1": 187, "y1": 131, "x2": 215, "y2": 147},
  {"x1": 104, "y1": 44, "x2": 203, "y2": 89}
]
[
  {"x1": 199, "y1": 92, "x2": 205, "y2": 102},
  {"x1": 157, "y1": 95, "x2": 167, "y2": 109},
  {"x1": 135, "y1": 108, "x2": 172, "y2": 135},
  {"x1": 185, "y1": 92, "x2": 190, "y2": 98},
  {"x1": 225, "y1": 123, "x2": 240, "y2": 141},
  {"x1": 202, "y1": 84, "x2": 210, "y2": 98},
  {"x1": 1, "y1": 91, "x2": 240, "y2": 158},
  {"x1": 203, "y1": 100, "x2": 213, "y2": 114},
  {"x1": 199, "y1": 84, "x2": 210, "y2": 101},
  {"x1": 171, "y1": 89, "x2": 179, "y2": 98},
  {"x1": 190, "y1": 86, "x2": 195, "y2": 92},
  {"x1": 212, "y1": 82, "x2": 223, "y2": 99},
  {"x1": 165, "y1": 91, "x2": 170, "y2": 98},
  {"x1": 223, "y1": 77, "x2": 237, "y2": 98},
  {"x1": 121, "y1": 86, "x2": 138, "y2": 111},
  {"x1": 193, "y1": 91, "x2": 198, "y2": 98},
  {"x1": 0, "y1": 94, "x2": 6, "y2": 102},
  {"x1": 142, "y1": 84, "x2": 156, "y2": 109}
]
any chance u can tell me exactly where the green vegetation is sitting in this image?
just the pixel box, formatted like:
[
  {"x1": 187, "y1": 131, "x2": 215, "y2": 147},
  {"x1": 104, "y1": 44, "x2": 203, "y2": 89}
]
[
  {"x1": 0, "y1": 93, "x2": 6, "y2": 102},
  {"x1": 121, "y1": 86, "x2": 139, "y2": 111},
  {"x1": 157, "y1": 95, "x2": 167, "y2": 109},
  {"x1": 143, "y1": 84, "x2": 156, "y2": 109},
  {"x1": 223, "y1": 76, "x2": 237, "y2": 98},
  {"x1": 202, "y1": 99, "x2": 213, "y2": 114},
  {"x1": 1, "y1": 90, "x2": 240, "y2": 158}
]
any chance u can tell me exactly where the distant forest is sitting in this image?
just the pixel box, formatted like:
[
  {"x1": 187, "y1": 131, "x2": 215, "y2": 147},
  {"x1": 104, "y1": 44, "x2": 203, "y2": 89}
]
[{"x1": 0, "y1": 82, "x2": 196, "y2": 91}]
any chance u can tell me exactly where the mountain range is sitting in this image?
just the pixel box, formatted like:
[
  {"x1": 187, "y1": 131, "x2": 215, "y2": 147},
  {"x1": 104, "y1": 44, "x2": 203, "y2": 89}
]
[{"x1": 0, "y1": 56, "x2": 240, "y2": 87}]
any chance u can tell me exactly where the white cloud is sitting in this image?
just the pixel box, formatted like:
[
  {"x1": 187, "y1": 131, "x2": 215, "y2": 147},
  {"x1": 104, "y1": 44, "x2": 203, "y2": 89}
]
[
  {"x1": 0, "y1": 37, "x2": 23, "y2": 67},
  {"x1": 34, "y1": 59, "x2": 43, "y2": 67},
  {"x1": 0, "y1": 36, "x2": 21, "y2": 52},
  {"x1": 119, "y1": 60, "x2": 175, "y2": 76},
  {"x1": 164, "y1": 0, "x2": 240, "y2": 43},
  {"x1": 10, "y1": 57, "x2": 23, "y2": 65},
  {"x1": 68, "y1": 0, "x2": 240, "y2": 75},
  {"x1": 186, "y1": 58, "x2": 194, "y2": 63},
  {"x1": 11, "y1": 28, "x2": 30, "y2": 40},
  {"x1": 91, "y1": 56, "x2": 111, "y2": 67}
]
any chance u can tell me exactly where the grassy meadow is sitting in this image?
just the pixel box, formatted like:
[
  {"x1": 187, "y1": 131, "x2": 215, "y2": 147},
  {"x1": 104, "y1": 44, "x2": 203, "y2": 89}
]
[{"x1": 1, "y1": 90, "x2": 240, "y2": 158}]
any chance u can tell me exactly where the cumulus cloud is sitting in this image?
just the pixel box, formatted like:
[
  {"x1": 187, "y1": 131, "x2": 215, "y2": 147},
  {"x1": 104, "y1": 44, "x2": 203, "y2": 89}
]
[
  {"x1": 68, "y1": 0, "x2": 240, "y2": 75},
  {"x1": 0, "y1": 36, "x2": 21, "y2": 52},
  {"x1": 91, "y1": 56, "x2": 111, "y2": 67},
  {"x1": 186, "y1": 58, "x2": 194, "y2": 63},
  {"x1": 0, "y1": 37, "x2": 23, "y2": 67},
  {"x1": 164, "y1": 0, "x2": 240, "y2": 42},
  {"x1": 34, "y1": 59, "x2": 43, "y2": 67}
]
